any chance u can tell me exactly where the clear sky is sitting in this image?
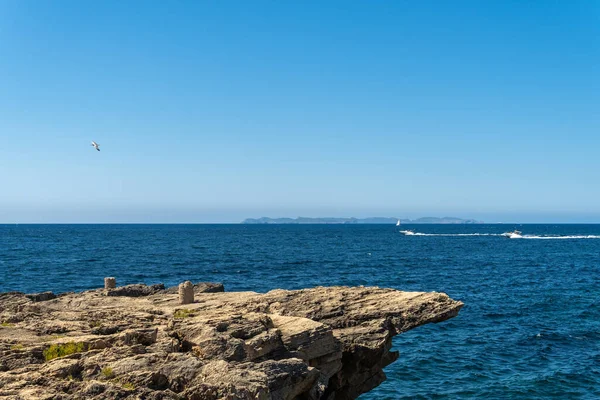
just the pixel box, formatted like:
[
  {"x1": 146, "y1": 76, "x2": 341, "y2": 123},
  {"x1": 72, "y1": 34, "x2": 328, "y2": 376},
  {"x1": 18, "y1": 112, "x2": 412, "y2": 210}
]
[{"x1": 0, "y1": 1, "x2": 598, "y2": 223}]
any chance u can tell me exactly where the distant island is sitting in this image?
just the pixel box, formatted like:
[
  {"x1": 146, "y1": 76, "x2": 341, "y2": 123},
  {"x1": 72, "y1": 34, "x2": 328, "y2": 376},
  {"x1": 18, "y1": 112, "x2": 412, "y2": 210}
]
[{"x1": 241, "y1": 217, "x2": 483, "y2": 224}]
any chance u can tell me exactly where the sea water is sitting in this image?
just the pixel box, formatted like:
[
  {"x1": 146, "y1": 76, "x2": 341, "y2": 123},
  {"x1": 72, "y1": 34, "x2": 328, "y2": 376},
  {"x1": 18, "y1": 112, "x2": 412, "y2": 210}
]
[{"x1": 1, "y1": 224, "x2": 599, "y2": 399}]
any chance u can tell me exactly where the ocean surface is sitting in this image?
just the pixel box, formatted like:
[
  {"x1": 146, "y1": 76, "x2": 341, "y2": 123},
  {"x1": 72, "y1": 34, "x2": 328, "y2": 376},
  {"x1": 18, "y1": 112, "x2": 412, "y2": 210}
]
[{"x1": 1, "y1": 224, "x2": 599, "y2": 399}]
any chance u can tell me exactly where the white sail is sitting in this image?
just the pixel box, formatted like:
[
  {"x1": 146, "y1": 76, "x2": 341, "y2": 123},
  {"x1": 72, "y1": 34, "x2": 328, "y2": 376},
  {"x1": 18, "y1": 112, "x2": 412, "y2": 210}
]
[{"x1": 396, "y1": 220, "x2": 401, "y2": 226}]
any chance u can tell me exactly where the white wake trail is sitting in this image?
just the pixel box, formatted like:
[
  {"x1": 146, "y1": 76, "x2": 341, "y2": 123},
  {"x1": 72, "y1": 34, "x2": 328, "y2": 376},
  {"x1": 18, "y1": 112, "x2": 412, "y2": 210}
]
[
  {"x1": 514, "y1": 235, "x2": 600, "y2": 240},
  {"x1": 408, "y1": 233, "x2": 503, "y2": 237},
  {"x1": 400, "y1": 232, "x2": 600, "y2": 239}
]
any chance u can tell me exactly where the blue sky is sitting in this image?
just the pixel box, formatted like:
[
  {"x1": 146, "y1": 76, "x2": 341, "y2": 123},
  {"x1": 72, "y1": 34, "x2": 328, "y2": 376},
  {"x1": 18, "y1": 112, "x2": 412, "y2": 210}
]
[{"x1": 0, "y1": 1, "x2": 598, "y2": 223}]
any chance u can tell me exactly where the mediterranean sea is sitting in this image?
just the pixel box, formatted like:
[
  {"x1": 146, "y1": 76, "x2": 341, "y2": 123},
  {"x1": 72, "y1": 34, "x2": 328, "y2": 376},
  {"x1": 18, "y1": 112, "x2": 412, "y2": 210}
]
[{"x1": 1, "y1": 224, "x2": 599, "y2": 399}]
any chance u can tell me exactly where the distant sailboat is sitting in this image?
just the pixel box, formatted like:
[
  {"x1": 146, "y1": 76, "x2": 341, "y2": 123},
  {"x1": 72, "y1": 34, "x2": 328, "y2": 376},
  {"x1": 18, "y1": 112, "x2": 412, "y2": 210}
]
[{"x1": 396, "y1": 220, "x2": 401, "y2": 226}]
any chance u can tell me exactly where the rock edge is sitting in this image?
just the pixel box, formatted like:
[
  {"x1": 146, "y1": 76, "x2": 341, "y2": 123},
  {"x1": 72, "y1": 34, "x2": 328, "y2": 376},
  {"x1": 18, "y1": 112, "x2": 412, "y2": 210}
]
[{"x1": 0, "y1": 284, "x2": 462, "y2": 399}]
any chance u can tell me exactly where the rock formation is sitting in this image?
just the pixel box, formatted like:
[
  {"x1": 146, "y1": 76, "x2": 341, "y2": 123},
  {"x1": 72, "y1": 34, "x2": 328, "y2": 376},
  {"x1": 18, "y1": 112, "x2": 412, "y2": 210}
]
[
  {"x1": 178, "y1": 281, "x2": 194, "y2": 305},
  {"x1": 0, "y1": 283, "x2": 462, "y2": 399},
  {"x1": 104, "y1": 278, "x2": 116, "y2": 290}
]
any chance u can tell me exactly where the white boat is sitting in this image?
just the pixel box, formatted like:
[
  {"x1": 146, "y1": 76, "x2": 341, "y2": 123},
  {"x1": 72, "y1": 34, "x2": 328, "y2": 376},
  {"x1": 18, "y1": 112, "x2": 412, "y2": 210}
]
[
  {"x1": 400, "y1": 230, "x2": 416, "y2": 235},
  {"x1": 502, "y1": 230, "x2": 522, "y2": 239},
  {"x1": 396, "y1": 220, "x2": 401, "y2": 226}
]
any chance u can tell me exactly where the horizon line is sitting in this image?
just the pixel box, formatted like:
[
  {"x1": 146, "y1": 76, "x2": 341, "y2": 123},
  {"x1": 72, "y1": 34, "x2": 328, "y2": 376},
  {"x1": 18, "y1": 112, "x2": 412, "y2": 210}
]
[{"x1": 3, "y1": 222, "x2": 600, "y2": 225}]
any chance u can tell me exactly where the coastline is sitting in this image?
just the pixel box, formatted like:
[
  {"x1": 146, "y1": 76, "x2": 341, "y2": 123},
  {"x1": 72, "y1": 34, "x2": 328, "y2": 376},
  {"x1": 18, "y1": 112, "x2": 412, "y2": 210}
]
[{"x1": 0, "y1": 281, "x2": 462, "y2": 399}]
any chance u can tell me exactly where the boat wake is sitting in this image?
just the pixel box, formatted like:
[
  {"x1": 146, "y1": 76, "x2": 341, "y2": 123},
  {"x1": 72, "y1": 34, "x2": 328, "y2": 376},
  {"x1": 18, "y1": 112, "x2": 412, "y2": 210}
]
[
  {"x1": 511, "y1": 235, "x2": 600, "y2": 240},
  {"x1": 399, "y1": 231, "x2": 600, "y2": 239},
  {"x1": 400, "y1": 231, "x2": 502, "y2": 237}
]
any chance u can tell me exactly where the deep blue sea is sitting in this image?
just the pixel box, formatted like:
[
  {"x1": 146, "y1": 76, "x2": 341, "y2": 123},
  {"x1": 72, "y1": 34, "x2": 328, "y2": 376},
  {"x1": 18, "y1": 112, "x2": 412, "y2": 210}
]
[{"x1": 1, "y1": 224, "x2": 599, "y2": 399}]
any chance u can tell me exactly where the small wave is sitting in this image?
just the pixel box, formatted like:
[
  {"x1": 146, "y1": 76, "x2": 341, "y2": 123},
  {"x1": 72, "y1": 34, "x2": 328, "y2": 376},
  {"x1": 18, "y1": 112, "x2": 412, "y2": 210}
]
[
  {"x1": 171, "y1": 261, "x2": 195, "y2": 266},
  {"x1": 284, "y1": 260, "x2": 313, "y2": 265}
]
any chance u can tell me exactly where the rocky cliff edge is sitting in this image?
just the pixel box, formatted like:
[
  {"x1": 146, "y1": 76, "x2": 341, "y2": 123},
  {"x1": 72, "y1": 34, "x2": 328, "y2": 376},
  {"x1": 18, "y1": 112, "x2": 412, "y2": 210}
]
[{"x1": 0, "y1": 283, "x2": 462, "y2": 399}]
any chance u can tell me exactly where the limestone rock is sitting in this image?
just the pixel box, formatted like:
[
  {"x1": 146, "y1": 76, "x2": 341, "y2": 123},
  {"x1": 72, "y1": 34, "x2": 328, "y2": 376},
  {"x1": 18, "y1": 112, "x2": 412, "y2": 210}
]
[
  {"x1": 179, "y1": 281, "x2": 195, "y2": 305},
  {"x1": 105, "y1": 283, "x2": 165, "y2": 297},
  {"x1": 104, "y1": 277, "x2": 116, "y2": 289},
  {"x1": 194, "y1": 282, "x2": 225, "y2": 294},
  {"x1": 0, "y1": 283, "x2": 462, "y2": 399},
  {"x1": 25, "y1": 292, "x2": 57, "y2": 303},
  {"x1": 163, "y1": 282, "x2": 225, "y2": 294}
]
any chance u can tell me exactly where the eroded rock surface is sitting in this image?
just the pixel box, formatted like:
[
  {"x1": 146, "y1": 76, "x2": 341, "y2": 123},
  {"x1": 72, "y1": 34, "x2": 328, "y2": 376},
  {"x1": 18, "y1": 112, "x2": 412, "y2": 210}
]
[{"x1": 0, "y1": 283, "x2": 462, "y2": 399}]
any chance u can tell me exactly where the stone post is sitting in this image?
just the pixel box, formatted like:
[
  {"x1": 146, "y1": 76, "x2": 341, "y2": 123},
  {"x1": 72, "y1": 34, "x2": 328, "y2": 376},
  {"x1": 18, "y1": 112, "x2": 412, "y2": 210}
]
[
  {"x1": 179, "y1": 281, "x2": 194, "y2": 305},
  {"x1": 104, "y1": 277, "x2": 116, "y2": 290}
]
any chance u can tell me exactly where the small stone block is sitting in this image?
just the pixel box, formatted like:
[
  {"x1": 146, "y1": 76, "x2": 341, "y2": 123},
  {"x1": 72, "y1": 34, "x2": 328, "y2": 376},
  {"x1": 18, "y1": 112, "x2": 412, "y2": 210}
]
[
  {"x1": 179, "y1": 281, "x2": 194, "y2": 305},
  {"x1": 104, "y1": 277, "x2": 116, "y2": 289}
]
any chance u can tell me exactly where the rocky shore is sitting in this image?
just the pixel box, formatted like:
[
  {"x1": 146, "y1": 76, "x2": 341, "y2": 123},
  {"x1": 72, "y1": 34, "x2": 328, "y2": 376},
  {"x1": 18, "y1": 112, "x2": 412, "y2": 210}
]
[{"x1": 0, "y1": 282, "x2": 462, "y2": 399}]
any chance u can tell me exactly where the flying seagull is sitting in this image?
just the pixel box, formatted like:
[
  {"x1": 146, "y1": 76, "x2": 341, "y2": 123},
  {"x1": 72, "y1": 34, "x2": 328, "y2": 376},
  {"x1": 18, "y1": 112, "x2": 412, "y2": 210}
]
[{"x1": 91, "y1": 141, "x2": 100, "y2": 151}]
